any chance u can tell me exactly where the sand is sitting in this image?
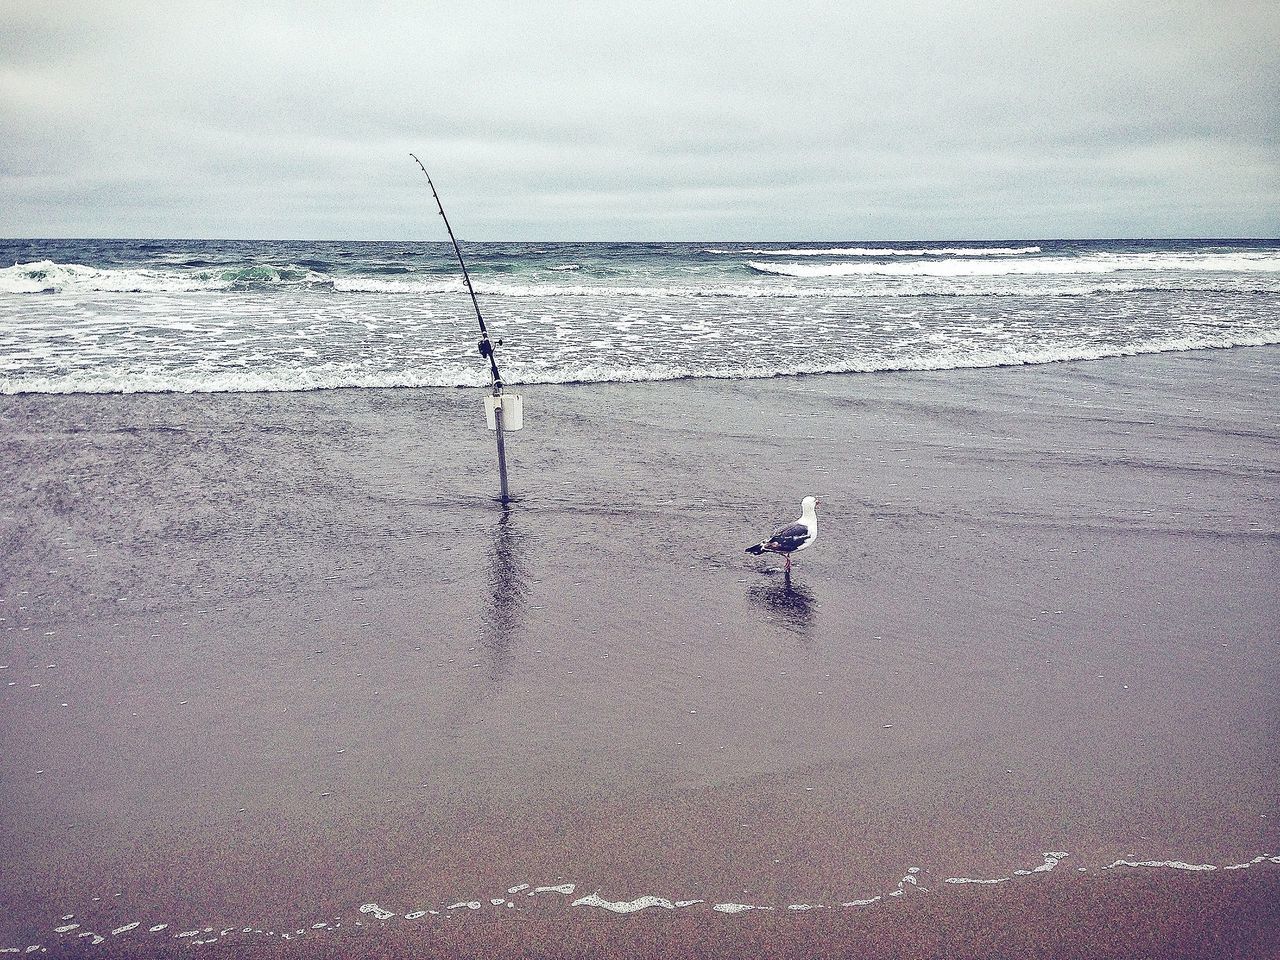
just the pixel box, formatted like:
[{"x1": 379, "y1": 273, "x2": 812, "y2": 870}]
[{"x1": 0, "y1": 346, "x2": 1276, "y2": 957}]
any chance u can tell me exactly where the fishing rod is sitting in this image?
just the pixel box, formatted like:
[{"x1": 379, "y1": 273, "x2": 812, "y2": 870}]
[
  {"x1": 411, "y1": 154, "x2": 522, "y2": 504},
  {"x1": 409, "y1": 153, "x2": 503, "y2": 393}
]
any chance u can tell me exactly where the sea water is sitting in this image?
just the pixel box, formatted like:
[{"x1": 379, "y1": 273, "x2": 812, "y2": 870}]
[{"x1": 1, "y1": 238, "x2": 1277, "y2": 395}]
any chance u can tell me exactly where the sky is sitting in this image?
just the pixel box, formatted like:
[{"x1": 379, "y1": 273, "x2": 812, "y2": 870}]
[{"x1": 2, "y1": 0, "x2": 1277, "y2": 240}]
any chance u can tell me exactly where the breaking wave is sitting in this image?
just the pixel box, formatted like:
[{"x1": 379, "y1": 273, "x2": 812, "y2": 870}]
[
  {"x1": 5, "y1": 329, "x2": 1278, "y2": 396},
  {"x1": 3, "y1": 259, "x2": 1277, "y2": 299},
  {"x1": 0, "y1": 260, "x2": 330, "y2": 294},
  {"x1": 746, "y1": 252, "x2": 1280, "y2": 278},
  {"x1": 707, "y1": 245, "x2": 1043, "y2": 256}
]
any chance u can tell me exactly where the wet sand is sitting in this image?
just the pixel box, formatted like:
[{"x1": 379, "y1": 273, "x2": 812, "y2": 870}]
[{"x1": 1, "y1": 347, "x2": 1277, "y2": 957}]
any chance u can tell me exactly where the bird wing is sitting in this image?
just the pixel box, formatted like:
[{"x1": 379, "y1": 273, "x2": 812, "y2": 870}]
[{"x1": 765, "y1": 521, "x2": 811, "y2": 552}]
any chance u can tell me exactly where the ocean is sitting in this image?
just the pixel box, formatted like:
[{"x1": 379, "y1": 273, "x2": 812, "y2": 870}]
[{"x1": 1, "y1": 238, "x2": 1278, "y2": 394}]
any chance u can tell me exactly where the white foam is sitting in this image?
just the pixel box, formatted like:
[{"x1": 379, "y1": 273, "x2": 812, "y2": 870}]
[
  {"x1": 711, "y1": 902, "x2": 767, "y2": 914},
  {"x1": 887, "y1": 868, "x2": 926, "y2": 897},
  {"x1": 1103, "y1": 858, "x2": 1217, "y2": 872},
  {"x1": 711, "y1": 246, "x2": 1043, "y2": 257},
  {"x1": 6, "y1": 258, "x2": 1275, "y2": 301},
  {"x1": 839, "y1": 896, "x2": 882, "y2": 907},
  {"x1": 329, "y1": 276, "x2": 460, "y2": 294},
  {"x1": 571, "y1": 894, "x2": 703, "y2": 914},
  {"x1": 0, "y1": 260, "x2": 330, "y2": 295},
  {"x1": 110, "y1": 921, "x2": 139, "y2": 935},
  {"x1": 746, "y1": 252, "x2": 1280, "y2": 278},
  {"x1": 358, "y1": 904, "x2": 394, "y2": 920},
  {"x1": 1223, "y1": 855, "x2": 1270, "y2": 871},
  {"x1": 6, "y1": 327, "x2": 1279, "y2": 397},
  {"x1": 948, "y1": 851, "x2": 1066, "y2": 885},
  {"x1": 1015, "y1": 851, "x2": 1069, "y2": 876}
]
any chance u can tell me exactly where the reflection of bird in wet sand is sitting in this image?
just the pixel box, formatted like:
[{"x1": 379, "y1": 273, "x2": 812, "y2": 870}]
[
  {"x1": 748, "y1": 577, "x2": 816, "y2": 633},
  {"x1": 745, "y1": 496, "x2": 819, "y2": 575}
]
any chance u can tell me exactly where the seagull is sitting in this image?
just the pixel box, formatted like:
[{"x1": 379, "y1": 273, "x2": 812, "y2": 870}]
[{"x1": 745, "y1": 496, "x2": 819, "y2": 574}]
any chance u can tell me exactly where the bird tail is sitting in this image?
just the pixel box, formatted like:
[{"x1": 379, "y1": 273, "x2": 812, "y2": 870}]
[{"x1": 745, "y1": 543, "x2": 765, "y2": 555}]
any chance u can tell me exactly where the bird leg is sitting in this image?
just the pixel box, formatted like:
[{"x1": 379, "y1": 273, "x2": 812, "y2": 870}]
[{"x1": 784, "y1": 554, "x2": 792, "y2": 574}]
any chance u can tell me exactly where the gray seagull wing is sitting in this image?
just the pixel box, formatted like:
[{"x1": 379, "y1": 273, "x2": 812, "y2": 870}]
[{"x1": 766, "y1": 522, "x2": 810, "y2": 552}]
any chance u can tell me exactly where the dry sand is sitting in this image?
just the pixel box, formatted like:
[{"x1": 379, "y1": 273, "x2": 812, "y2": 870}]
[{"x1": 1, "y1": 346, "x2": 1276, "y2": 957}]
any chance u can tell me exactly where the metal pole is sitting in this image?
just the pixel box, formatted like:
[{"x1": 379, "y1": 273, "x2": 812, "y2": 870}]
[{"x1": 494, "y1": 401, "x2": 510, "y2": 503}]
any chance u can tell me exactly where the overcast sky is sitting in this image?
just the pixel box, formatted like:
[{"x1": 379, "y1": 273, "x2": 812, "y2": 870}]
[{"x1": 2, "y1": 0, "x2": 1277, "y2": 240}]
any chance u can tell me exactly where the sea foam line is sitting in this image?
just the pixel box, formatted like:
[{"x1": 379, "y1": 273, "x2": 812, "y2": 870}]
[
  {"x1": 19, "y1": 851, "x2": 1276, "y2": 954},
  {"x1": 5, "y1": 330, "x2": 1279, "y2": 396}
]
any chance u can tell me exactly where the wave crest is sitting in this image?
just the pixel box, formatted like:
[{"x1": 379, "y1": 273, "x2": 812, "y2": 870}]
[
  {"x1": 3, "y1": 259, "x2": 1276, "y2": 299},
  {"x1": 746, "y1": 252, "x2": 1280, "y2": 278},
  {"x1": 0, "y1": 260, "x2": 332, "y2": 294},
  {"x1": 707, "y1": 245, "x2": 1043, "y2": 256}
]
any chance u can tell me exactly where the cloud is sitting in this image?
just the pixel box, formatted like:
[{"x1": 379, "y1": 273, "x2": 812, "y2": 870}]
[{"x1": 1, "y1": 0, "x2": 1277, "y2": 238}]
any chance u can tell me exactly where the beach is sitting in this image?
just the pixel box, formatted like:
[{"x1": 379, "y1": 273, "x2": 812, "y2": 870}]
[{"x1": 1, "y1": 345, "x2": 1276, "y2": 957}]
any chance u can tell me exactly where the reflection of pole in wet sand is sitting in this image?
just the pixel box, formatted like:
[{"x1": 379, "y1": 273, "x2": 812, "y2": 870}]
[
  {"x1": 481, "y1": 506, "x2": 529, "y2": 679},
  {"x1": 747, "y1": 573, "x2": 816, "y2": 636}
]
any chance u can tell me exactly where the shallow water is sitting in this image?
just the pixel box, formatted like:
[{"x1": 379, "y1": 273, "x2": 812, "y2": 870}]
[{"x1": 0, "y1": 347, "x2": 1277, "y2": 953}]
